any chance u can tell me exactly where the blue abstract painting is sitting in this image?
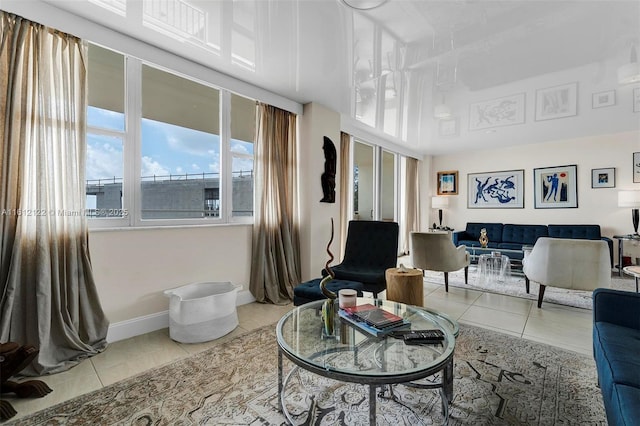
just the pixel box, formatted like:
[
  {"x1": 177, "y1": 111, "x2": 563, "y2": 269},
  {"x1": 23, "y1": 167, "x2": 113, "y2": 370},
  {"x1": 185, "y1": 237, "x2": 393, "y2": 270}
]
[{"x1": 467, "y1": 170, "x2": 524, "y2": 209}]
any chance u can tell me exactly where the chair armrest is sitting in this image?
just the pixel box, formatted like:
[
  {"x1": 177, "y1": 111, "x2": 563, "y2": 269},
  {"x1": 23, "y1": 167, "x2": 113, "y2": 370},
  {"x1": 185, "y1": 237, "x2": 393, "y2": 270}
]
[
  {"x1": 593, "y1": 288, "x2": 640, "y2": 330},
  {"x1": 456, "y1": 245, "x2": 470, "y2": 264},
  {"x1": 600, "y1": 237, "x2": 613, "y2": 267}
]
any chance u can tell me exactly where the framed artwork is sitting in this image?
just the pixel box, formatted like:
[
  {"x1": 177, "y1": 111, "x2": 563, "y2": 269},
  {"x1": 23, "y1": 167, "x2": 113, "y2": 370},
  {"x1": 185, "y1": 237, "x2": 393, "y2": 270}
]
[
  {"x1": 467, "y1": 169, "x2": 524, "y2": 209},
  {"x1": 533, "y1": 165, "x2": 578, "y2": 208},
  {"x1": 439, "y1": 118, "x2": 458, "y2": 137},
  {"x1": 535, "y1": 82, "x2": 578, "y2": 121},
  {"x1": 634, "y1": 152, "x2": 640, "y2": 183},
  {"x1": 592, "y1": 90, "x2": 615, "y2": 109},
  {"x1": 634, "y1": 88, "x2": 640, "y2": 113},
  {"x1": 437, "y1": 170, "x2": 458, "y2": 195},
  {"x1": 591, "y1": 168, "x2": 615, "y2": 188},
  {"x1": 468, "y1": 93, "x2": 526, "y2": 131}
]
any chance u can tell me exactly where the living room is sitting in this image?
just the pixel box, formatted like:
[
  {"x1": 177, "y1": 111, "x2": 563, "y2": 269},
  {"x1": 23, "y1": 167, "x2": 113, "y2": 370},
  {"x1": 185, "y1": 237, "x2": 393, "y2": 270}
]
[{"x1": 1, "y1": 0, "x2": 639, "y2": 424}]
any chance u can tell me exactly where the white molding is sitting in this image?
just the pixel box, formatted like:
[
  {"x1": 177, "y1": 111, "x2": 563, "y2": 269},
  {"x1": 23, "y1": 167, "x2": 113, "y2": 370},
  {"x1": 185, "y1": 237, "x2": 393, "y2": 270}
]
[{"x1": 106, "y1": 289, "x2": 256, "y2": 342}]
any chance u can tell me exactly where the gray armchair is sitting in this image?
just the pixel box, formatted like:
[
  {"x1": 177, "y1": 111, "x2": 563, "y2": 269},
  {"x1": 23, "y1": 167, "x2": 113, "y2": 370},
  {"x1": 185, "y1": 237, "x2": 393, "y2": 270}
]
[
  {"x1": 410, "y1": 231, "x2": 470, "y2": 292},
  {"x1": 522, "y1": 237, "x2": 611, "y2": 308}
]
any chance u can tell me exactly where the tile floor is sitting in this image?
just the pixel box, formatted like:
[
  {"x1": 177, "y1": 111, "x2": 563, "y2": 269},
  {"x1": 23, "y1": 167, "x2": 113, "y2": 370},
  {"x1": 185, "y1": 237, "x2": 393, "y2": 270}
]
[{"x1": 4, "y1": 277, "x2": 600, "y2": 422}]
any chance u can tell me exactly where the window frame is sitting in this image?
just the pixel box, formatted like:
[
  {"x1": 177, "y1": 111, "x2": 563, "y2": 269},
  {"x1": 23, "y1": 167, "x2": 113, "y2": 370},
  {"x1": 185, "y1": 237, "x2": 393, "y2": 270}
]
[{"x1": 87, "y1": 46, "x2": 255, "y2": 229}]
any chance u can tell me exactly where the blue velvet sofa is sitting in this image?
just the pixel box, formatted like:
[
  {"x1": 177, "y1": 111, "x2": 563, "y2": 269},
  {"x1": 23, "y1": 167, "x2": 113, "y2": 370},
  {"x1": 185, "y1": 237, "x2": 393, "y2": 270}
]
[
  {"x1": 593, "y1": 288, "x2": 640, "y2": 425},
  {"x1": 452, "y1": 222, "x2": 613, "y2": 262}
]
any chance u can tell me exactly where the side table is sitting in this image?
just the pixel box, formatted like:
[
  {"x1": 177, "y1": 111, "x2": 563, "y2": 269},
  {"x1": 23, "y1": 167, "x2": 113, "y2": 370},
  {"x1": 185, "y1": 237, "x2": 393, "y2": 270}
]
[
  {"x1": 385, "y1": 267, "x2": 424, "y2": 306},
  {"x1": 613, "y1": 234, "x2": 640, "y2": 277},
  {"x1": 622, "y1": 266, "x2": 640, "y2": 293},
  {"x1": 477, "y1": 253, "x2": 511, "y2": 285}
]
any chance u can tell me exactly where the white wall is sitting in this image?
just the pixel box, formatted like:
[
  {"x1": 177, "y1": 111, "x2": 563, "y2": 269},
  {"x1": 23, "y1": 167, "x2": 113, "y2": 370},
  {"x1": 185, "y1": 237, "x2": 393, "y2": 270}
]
[
  {"x1": 428, "y1": 131, "x2": 640, "y2": 265},
  {"x1": 89, "y1": 225, "x2": 253, "y2": 324},
  {"x1": 298, "y1": 102, "x2": 342, "y2": 281}
]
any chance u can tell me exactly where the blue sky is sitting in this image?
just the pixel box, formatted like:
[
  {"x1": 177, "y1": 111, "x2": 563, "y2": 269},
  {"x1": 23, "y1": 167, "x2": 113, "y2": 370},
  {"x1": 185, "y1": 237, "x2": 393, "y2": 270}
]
[{"x1": 86, "y1": 107, "x2": 253, "y2": 182}]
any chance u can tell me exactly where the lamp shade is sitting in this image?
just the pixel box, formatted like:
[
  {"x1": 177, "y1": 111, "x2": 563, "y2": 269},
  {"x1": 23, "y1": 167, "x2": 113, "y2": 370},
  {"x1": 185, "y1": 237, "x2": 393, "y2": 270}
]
[
  {"x1": 432, "y1": 196, "x2": 449, "y2": 209},
  {"x1": 618, "y1": 190, "x2": 640, "y2": 207}
]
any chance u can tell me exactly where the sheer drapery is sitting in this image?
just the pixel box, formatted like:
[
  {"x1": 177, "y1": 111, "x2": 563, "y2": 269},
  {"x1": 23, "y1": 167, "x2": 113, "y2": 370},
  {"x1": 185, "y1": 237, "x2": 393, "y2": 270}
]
[
  {"x1": 0, "y1": 12, "x2": 109, "y2": 375},
  {"x1": 339, "y1": 131, "x2": 351, "y2": 260},
  {"x1": 402, "y1": 157, "x2": 420, "y2": 254},
  {"x1": 249, "y1": 103, "x2": 301, "y2": 304}
]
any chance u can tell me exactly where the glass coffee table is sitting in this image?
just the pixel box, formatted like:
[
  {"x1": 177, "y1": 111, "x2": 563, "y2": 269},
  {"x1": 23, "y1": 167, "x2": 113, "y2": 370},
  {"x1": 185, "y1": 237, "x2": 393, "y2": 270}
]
[{"x1": 276, "y1": 298, "x2": 458, "y2": 425}]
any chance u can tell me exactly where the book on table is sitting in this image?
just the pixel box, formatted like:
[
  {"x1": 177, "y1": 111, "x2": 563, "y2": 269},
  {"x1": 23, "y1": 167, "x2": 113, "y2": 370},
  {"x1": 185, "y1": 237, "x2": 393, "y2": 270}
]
[
  {"x1": 342, "y1": 303, "x2": 405, "y2": 329},
  {"x1": 339, "y1": 304, "x2": 410, "y2": 337},
  {"x1": 338, "y1": 310, "x2": 410, "y2": 337}
]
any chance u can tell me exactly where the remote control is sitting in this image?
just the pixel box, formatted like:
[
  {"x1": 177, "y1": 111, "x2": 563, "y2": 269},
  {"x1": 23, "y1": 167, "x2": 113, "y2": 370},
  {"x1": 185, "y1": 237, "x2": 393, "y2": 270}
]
[{"x1": 403, "y1": 330, "x2": 444, "y2": 344}]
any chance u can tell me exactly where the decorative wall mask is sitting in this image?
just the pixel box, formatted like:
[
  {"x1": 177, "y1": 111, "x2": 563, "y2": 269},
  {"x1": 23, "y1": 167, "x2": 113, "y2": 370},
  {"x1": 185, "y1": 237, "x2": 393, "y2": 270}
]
[{"x1": 320, "y1": 136, "x2": 337, "y2": 203}]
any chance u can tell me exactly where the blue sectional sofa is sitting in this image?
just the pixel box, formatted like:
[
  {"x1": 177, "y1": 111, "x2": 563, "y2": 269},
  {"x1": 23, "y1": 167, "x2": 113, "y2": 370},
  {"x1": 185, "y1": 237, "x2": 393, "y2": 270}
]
[
  {"x1": 593, "y1": 288, "x2": 640, "y2": 425},
  {"x1": 452, "y1": 222, "x2": 613, "y2": 262}
]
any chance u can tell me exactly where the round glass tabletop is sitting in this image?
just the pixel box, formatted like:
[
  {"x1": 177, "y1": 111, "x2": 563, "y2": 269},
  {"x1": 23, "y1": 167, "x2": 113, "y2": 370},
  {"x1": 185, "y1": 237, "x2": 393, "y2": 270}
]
[{"x1": 276, "y1": 298, "x2": 458, "y2": 383}]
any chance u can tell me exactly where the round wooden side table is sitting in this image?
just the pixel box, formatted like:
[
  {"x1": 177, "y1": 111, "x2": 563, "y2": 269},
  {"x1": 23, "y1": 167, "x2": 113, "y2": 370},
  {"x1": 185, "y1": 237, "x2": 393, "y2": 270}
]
[{"x1": 385, "y1": 267, "x2": 424, "y2": 306}]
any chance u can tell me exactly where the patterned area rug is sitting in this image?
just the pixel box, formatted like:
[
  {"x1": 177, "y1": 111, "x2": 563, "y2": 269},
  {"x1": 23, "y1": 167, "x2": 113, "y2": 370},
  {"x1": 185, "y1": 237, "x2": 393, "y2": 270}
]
[
  {"x1": 8, "y1": 323, "x2": 605, "y2": 425},
  {"x1": 424, "y1": 268, "x2": 635, "y2": 310}
]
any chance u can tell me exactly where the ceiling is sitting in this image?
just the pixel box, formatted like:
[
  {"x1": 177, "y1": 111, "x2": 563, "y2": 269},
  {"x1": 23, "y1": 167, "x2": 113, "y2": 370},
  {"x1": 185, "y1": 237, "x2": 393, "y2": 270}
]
[{"x1": 10, "y1": 0, "x2": 640, "y2": 155}]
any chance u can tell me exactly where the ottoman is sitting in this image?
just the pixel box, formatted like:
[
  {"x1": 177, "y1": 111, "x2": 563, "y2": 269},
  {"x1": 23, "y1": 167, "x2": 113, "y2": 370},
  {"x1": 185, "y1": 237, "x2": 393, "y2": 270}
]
[{"x1": 293, "y1": 278, "x2": 364, "y2": 306}]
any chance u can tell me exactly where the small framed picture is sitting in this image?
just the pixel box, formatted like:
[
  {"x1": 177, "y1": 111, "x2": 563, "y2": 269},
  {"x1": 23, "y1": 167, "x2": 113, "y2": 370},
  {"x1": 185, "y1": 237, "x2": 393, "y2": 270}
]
[
  {"x1": 591, "y1": 168, "x2": 615, "y2": 188},
  {"x1": 634, "y1": 152, "x2": 640, "y2": 183},
  {"x1": 634, "y1": 88, "x2": 640, "y2": 113},
  {"x1": 437, "y1": 170, "x2": 458, "y2": 195},
  {"x1": 533, "y1": 164, "x2": 578, "y2": 209},
  {"x1": 592, "y1": 90, "x2": 615, "y2": 109}
]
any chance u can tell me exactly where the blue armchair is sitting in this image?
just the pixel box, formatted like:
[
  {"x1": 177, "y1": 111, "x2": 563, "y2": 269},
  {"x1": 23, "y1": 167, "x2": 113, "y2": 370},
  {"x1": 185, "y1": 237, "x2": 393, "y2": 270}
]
[
  {"x1": 322, "y1": 220, "x2": 399, "y2": 297},
  {"x1": 593, "y1": 288, "x2": 640, "y2": 425}
]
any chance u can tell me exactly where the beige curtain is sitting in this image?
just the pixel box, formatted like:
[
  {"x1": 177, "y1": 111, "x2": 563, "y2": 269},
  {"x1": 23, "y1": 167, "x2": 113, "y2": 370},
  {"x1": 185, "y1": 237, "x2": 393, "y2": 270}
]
[
  {"x1": 249, "y1": 103, "x2": 301, "y2": 304},
  {"x1": 339, "y1": 131, "x2": 351, "y2": 260},
  {"x1": 402, "y1": 157, "x2": 420, "y2": 254},
  {"x1": 0, "y1": 12, "x2": 109, "y2": 375}
]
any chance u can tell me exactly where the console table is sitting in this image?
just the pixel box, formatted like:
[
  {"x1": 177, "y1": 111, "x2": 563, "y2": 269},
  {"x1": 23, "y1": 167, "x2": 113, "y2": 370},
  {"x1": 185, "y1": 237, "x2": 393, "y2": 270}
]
[{"x1": 613, "y1": 234, "x2": 640, "y2": 276}]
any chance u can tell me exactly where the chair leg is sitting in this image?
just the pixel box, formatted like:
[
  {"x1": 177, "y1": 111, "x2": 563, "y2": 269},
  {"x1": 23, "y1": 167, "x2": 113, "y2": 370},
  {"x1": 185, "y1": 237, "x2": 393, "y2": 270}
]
[
  {"x1": 525, "y1": 276, "x2": 530, "y2": 293},
  {"x1": 464, "y1": 266, "x2": 469, "y2": 284},
  {"x1": 444, "y1": 272, "x2": 449, "y2": 292},
  {"x1": 537, "y1": 285, "x2": 546, "y2": 308}
]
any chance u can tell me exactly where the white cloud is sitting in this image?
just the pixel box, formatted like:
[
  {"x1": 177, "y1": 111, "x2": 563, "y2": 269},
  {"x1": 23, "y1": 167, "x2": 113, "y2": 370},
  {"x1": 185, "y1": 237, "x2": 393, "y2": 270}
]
[
  {"x1": 176, "y1": 166, "x2": 184, "y2": 174},
  {"x1": 141, "y1": 156, "x2": 170, "y2": 178},
  {"x1": 85, "y1": 140, "x2": 123, "y2": 181},
  {"x1": 192, "y1": 163, "x2": 201, "y2": 170}
]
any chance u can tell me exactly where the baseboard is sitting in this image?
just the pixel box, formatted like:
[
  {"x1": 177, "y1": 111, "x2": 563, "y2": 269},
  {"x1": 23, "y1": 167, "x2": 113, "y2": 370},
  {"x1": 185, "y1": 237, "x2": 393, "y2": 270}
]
[{"x1": 106, "y1": 289, "x2": 256, "y2": 343}]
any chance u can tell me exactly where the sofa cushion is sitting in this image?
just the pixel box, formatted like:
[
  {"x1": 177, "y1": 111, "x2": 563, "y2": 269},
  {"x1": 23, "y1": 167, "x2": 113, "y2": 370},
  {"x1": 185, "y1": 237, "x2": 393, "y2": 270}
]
[
  {"x1": 548, "y1": 224, "x2": 601, "y2": 240},
  {"x1": 593, "y1": 322, "x2": 640, "y2": 389},
  {"x1": 502, "y1": 224, "x2": 548, "y2": 245},
  {"x1": 464, "y1": 222, "x2": 503, "y2": 243}
]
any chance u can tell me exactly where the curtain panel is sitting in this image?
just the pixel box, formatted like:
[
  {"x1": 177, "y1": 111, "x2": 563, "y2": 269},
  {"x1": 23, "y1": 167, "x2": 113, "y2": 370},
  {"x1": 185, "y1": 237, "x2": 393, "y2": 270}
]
[
  {"x1": 339, "y1": 131, "x2": 350, "y2": 260},
  {"x1": 0, "y1": 12, "x2": 108, "y2": 375},
  {"x1": 402, "y1": 157, "x2": 420, "y2": 254},
  {"x1": 249, "y1": 103, "x2": 301, "y2": 304}
]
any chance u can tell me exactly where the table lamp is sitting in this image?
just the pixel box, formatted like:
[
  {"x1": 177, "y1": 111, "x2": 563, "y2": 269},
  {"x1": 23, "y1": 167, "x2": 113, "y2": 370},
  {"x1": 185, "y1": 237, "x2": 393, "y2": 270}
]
[
  {"x1": 618, "y1": 190, "x2": 640, "y2": 235},
  {"x1": 431, "y1": 196, "x2": 449, "y2": 228}
]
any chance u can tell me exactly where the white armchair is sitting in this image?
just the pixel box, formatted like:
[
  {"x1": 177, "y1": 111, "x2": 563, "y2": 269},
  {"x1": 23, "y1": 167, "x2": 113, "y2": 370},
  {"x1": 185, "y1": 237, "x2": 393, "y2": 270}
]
[
  {"x1": 410, "y1": 231, "x2": 470, "y2": 292},
  {"x1": 522, "y1": 237, "x2": 611, "y2": 308}
]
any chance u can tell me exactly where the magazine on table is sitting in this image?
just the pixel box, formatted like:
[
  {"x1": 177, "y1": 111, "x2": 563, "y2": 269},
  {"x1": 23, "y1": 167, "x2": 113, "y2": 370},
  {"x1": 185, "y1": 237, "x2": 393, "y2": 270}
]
[
  {"x1": 338, "y1": 310, "x2": 410, "y2": 337},
  {"x1": 342, "y1": 303, "x2": 405, "y2": 329}
]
